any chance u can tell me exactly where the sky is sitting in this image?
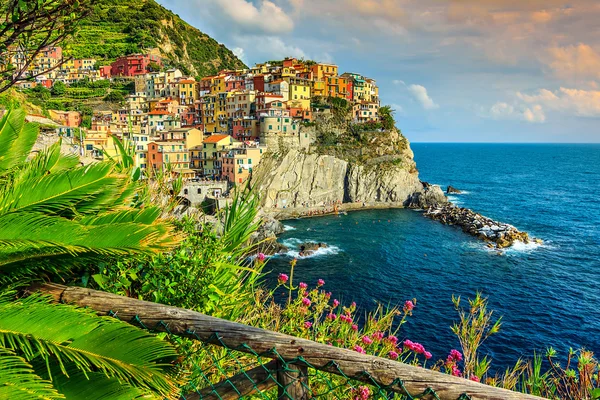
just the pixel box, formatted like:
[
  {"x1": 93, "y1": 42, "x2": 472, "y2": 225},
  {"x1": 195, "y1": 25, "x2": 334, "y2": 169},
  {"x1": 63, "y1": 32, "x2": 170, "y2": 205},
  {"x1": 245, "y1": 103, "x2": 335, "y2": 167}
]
[{"x1": 156, "y1": 0, "x2": 600, "y2": 142}]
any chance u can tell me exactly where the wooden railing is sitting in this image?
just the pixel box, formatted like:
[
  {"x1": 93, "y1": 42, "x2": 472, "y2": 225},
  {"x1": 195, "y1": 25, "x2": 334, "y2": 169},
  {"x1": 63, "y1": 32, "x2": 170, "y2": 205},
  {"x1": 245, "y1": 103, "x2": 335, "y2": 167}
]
[{"x1": 34, "y1": 283, "x2": 545, "y2": 400}]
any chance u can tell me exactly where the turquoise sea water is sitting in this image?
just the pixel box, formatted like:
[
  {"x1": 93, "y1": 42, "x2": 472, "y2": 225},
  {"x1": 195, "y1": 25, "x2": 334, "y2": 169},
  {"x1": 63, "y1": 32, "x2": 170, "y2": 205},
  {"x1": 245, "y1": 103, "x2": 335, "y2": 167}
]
[{"x1": 267, "y1": 143, "x2": 600, "y2": 369}]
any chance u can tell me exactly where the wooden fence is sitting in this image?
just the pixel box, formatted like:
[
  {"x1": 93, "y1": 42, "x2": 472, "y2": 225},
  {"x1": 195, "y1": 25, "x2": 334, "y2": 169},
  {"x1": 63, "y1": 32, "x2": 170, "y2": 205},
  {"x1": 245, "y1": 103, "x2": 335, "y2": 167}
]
[{"x1": 35, "y1": 283, "x2": 546, "y2": 400}]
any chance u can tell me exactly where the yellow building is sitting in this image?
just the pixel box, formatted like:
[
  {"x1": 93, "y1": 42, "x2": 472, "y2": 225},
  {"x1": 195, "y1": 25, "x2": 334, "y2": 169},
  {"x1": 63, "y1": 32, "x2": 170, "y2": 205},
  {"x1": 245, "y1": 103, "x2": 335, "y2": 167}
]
[
  {"x1": 200, "y1": 134, "x2": 241, "y2": 177},
  {"x1": 83, "y1": 131, "x2": 120, "y2": 160},
  {"x1": 310, "y1": 63, "x2": 338, "y2": 81},
  {"x1": 177, "y1": 79, "x2": 198, "y2": 106},
  {"x1": 286, "y1": 77, "x2": 311, "y2": 110}
]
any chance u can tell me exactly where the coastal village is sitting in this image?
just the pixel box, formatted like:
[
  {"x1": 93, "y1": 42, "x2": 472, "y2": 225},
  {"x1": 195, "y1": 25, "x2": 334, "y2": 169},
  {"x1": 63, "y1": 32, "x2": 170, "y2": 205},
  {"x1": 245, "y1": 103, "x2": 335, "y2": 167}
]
[{"x1": 11, "y1": 47, "x2": 382, "y2": 203}]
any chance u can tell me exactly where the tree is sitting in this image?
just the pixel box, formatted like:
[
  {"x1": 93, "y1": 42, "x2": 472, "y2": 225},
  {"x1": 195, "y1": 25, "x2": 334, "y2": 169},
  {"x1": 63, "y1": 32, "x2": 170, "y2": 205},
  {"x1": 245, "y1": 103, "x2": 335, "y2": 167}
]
[
  {"x1": 50, "y1": 80, "x2": 65, "y2": 96},
  {"x1": 0, "y1": 0, "x2": 92, "y2": 93},
  {"x1": 379, "y1": 105, "x2": 396, "y2": 131},
  {"x1": 0, "y1": 108, "x2": 182, "y2": 398},
  {"x1": 104, "y1": 91, "x2": 125, "y2": 103}
]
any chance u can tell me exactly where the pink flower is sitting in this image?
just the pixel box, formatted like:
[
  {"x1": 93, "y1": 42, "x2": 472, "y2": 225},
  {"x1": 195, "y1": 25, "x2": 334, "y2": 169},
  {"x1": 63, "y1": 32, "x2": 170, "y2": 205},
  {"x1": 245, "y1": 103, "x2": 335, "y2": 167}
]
[
  {"x1": 257, "y1": 253, "x2": 266, "y2": 261},
  {"x1": 340, "y1": 314, "x2": 353, "y2": 324},
  {"x1": 413, "y1": 343, "x2": 425, "y2": 354},
  {"x1": 325, "y1": 291, "x2": 332, "y2": 298},
  {"x1": 452, "y1": 366, "x2": 461, "y2": 377},
  {"x1": 299, "y1": 282, "x2": 308, "y2": 289},
  {"x1": 424, "y1": 351, "x2": 432, "y2": 360},
  {"x1": 470, "y1": 375, "x2": 480, "y2": 382},
  {"x1": 388, "y1": 351, "x2": 399, "y2": 360},
  {"x1": 332, "y1": 299, "x2": 340, "y2": 308},
  {"x1": 362, "y1": 336, "x2": 373, "y2": 345},
  {"x1": 354, "y1": 386, "x2": 370, "y2": 400},
  {"x1": 353, "y1": 345, "x2": 366, "y2": 354},
  {"x1": 326, "y1": 313, "x2": 337, "y2": 321},
  {"x1": 403, "y1": 300, "x2": 414, "y2": 312},
  {"x1": 351, "y1": 324, "x2": 358, "y2": 331},
  {"x1": 386, "y1": 335, "x2": 398, "y2": 345},
  {"x1": 448, "y1": 349, "x2": 463, "y2": 362},
  {"x1": 278, "y1": 273, "x2": 289, "y2": 284},
  {"x1": 302, "y1": 297, "x2": 311, "y2": 307},
  {"x1": 317, "y1": 279, "x2": 325, "y2": 286},
  {"x1": 304, "y1": 321, "x2": 313, "y2": 329},
  {"x1": 351, "y1": 301, "x2": 357, "y2": 308},
  {"x1": 372, "y1": 331, "x2": 384, "y2": 341}
]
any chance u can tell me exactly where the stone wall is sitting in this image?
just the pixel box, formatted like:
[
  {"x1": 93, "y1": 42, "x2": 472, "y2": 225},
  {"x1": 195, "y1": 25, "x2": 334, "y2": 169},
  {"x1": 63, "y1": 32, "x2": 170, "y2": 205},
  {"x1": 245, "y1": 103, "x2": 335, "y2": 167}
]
[{"x1": 260, "y1": 126, "x2": 315, "y2": 154}]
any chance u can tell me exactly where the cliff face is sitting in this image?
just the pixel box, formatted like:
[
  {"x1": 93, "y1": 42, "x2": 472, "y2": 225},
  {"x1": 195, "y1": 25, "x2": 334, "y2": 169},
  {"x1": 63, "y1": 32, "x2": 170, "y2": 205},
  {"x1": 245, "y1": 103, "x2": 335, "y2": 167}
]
[{"x1": 253, "y1": 135, "x2": 446, "y2": 213}]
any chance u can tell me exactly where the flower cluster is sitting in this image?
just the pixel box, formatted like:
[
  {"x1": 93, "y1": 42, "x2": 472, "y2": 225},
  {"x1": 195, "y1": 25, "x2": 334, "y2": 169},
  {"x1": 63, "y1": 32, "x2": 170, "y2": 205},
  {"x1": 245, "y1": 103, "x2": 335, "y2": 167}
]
[
  {"x1": 278, "y1": 273, "x2": 289, "y2": 284},
  {"x1": 352, "y1": 386, "x2": 370, "y2": 400},
  {"x1": 445, "y1": 349, "x2": 463, "y2": 377},
  {"x1": 403, "y1": 339, "x2": 432, "y2": 359}
]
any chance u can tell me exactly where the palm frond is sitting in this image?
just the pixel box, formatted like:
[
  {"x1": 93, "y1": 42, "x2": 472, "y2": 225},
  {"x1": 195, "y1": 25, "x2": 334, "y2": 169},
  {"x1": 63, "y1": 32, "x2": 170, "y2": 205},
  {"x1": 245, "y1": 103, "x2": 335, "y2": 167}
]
[
  {"x1": 0, "y1": 211, "x2": 178, "y2": 273},
  {"x1": 220, "y1": 185, "x2": 261, "y2": 255},
  {"x1": 0, "y1": 162, "x2": 125, "y2": 216},
  {"x1": 0, "y1": 108, "x2": 39, "y2": 171},
  {"x1": 43, "y1": 364, "x2": 155, "y2": 400},
  {"x1": 0, "y1": 347, "x2": 63, "y2": 400},
  {"x1": 0, "y1": 295, "x2": 179, "y2": 399}
]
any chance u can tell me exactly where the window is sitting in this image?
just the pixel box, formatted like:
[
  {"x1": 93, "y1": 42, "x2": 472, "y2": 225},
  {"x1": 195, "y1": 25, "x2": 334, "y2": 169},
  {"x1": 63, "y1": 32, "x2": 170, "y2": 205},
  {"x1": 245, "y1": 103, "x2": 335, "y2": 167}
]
[
  {"x1": 152, "y1": 154, "x2": 156, "y2": 159},
  {"x1": 184, "y1": 189, "x2": 188, "y2": 194},
  {"x1": 197, "y1": 188, "x2": 202, "y2": 194},
  {"x1": 268, "y1": 125, "x2": 272, "y2": 130},
  {"x1": 248, "y1": 159, "x2": 252, "y2": 164},
  {"x1": 85, "y1": 144, "x2": 93, "y2": 150}
]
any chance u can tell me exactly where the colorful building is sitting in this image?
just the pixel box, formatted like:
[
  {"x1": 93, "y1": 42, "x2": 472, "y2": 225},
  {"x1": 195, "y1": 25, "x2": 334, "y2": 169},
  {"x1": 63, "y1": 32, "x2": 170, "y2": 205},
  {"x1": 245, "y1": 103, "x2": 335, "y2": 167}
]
[
  {"x1": 200, "y1": 134, "x2": 240, "y2": 177},
  {"x1": 220, "y1": 146, "x2": 265, "y2": 184},
  {"x1": 147, "y1": 141, "x2": 190, "y2": 173},
  {"x1": 352, "y1": 102, "x2": 380, "y2": 123},
  {"x1": 111, "y1": 54, "x2": 162, "y2": 77}
]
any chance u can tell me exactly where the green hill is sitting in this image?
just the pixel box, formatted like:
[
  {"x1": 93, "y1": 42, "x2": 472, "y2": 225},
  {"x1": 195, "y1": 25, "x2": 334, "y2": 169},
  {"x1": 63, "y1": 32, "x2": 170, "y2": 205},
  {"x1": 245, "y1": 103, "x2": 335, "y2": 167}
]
[{"x1": 66, "y1": 0, "x2": 246, "y2": 78}]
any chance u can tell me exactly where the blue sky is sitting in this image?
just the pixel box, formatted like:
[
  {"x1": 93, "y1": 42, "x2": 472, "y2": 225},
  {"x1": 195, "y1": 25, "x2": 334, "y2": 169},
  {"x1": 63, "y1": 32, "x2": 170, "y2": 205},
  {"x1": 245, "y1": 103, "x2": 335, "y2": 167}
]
[{"x1": 157, "y1": 0, "x2": 600, "y2": 143}]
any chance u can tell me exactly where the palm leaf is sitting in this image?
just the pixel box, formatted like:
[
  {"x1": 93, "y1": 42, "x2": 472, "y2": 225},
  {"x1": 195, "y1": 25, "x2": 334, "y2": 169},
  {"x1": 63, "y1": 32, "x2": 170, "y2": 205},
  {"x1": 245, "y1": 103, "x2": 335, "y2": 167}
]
[
  {"x1": 0, "y1": 108, "x2": 39, "y2": 171},
  {"x1": 0, "y1": 212, "x2": 178, "y2": 273},
  {"x1": 0, "y1": 347, "x2": 64, "y2": 400},
  {"x1": 0, "y1": 295, "x2": 179, "y2": 399},
  {"x1": 43, "y1": 364, "x2": 155, "y2": 400},
  {"x1": 0, "y1": 162, "x2": 124, "y2": 216}
]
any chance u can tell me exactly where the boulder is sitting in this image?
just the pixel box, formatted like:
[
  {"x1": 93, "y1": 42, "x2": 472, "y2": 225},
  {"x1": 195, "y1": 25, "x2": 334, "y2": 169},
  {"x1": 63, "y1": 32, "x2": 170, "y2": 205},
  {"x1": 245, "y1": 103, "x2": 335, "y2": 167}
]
[{"x1": 447, "y1": 185, "x2": 462, "y2": 194}]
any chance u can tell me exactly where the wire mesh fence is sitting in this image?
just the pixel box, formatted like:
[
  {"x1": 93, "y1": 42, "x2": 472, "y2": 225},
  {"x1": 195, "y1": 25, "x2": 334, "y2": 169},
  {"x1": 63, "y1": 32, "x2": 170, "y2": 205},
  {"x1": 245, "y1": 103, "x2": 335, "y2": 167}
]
[{"x1": 114, "y1": 312, "x2": 474, "y2": 400}]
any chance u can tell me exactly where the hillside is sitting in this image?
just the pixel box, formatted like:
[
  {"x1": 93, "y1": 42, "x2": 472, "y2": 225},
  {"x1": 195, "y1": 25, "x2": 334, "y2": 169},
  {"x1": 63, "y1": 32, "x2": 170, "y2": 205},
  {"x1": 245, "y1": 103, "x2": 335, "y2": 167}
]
[{"x1": 66, "y1": 0, "x2": 246, "y2": 77}]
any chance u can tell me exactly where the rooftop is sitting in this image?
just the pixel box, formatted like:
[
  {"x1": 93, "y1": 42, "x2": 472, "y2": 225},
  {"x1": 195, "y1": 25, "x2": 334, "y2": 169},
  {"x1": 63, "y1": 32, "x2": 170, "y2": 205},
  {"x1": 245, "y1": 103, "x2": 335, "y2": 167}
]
[{"x1": 203, "y1": 134, "x2": 231, "y2": 143}]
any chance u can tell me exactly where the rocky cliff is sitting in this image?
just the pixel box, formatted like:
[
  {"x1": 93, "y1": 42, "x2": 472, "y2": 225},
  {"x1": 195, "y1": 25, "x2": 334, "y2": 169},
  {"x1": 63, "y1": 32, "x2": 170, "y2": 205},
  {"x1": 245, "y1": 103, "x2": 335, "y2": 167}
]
[{"x1": 252, "y1": 127, "x2": 446, "y2": 217}]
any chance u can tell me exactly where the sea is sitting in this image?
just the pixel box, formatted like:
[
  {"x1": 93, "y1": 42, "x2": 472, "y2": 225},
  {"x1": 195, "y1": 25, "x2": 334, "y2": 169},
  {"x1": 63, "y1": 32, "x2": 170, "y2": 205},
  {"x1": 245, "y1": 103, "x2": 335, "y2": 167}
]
[{"x1": 266, "y1": 143, "x2": 600, "y2": 370}]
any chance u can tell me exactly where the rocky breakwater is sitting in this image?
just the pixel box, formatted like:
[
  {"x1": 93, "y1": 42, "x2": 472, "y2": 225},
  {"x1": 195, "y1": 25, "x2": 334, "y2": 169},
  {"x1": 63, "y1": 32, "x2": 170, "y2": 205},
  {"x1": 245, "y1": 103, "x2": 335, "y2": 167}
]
[{"x1": 424, "y1": 203, "x2": 541, "y2": 249}]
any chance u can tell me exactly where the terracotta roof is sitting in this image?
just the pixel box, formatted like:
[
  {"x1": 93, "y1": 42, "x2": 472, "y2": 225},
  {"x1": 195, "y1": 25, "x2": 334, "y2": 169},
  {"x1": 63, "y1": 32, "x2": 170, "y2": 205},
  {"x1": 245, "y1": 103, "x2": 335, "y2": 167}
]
[
  {"x1": 178, "y1": 79, "x2": 196, "y2": 84},
  {"x1": 203, "y1": 134, "x2": 230, "y2": 143}
]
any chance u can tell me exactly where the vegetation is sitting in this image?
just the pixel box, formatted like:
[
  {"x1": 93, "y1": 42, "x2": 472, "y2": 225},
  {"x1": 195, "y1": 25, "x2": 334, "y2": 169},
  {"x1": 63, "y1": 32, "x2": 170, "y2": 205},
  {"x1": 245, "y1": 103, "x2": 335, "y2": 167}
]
[
  {"x1": 67, "y1": 0, "x2": 247, "y2": 77},
  {"x1": 0, "y1": 0, "x2": 92, "y2": 92},
  {"x1": 0, "y1": 108, "x2": 185, "y2": 398}
]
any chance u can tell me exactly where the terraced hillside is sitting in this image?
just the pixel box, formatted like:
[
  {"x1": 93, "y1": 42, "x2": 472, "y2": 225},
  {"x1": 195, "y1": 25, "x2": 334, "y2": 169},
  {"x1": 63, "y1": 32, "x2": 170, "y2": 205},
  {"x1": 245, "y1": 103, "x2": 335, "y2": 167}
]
[{"x1": 66, "y1": 0, "x2": 246, "y2": 77}]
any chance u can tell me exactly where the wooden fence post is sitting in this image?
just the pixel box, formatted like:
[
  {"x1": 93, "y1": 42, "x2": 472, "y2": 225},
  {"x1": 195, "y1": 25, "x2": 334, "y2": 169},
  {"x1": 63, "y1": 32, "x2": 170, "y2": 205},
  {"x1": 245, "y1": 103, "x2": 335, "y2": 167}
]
[{"x1": 276, "y1": 360, "x2": 310, "y2": 400}]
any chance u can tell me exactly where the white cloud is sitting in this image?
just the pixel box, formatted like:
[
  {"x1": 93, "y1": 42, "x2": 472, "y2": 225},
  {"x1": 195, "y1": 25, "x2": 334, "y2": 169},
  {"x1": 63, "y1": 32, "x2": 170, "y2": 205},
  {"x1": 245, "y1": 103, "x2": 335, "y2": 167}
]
[
  {"x1": 392, "y1": 80, "x2": 405, "y2": 86},
  {"x1": 217, "y1": 0, "x2": 294, "y2": 34},
  {"x1": 489, "y1": 102, "x2": 546, "y2": 123},
  {"x1": 517, "y1": 87, "x2": 600, "y2": 117},
  {"x1": 231, "y1": 36, "x2": 307, "y2": 62},
  {"x1": 408, "y1": 84, "x2": 439, "y2": 110},
  {"x1": 232, "y1": 47, "x2": 247, "y2": 64}
]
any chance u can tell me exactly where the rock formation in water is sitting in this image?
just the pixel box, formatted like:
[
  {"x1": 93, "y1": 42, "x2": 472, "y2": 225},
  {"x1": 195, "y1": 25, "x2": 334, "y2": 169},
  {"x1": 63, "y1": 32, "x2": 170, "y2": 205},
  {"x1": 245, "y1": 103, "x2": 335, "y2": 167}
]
[{"x1": 424, "y1": 203, "x2": 542, "y2": 249}]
